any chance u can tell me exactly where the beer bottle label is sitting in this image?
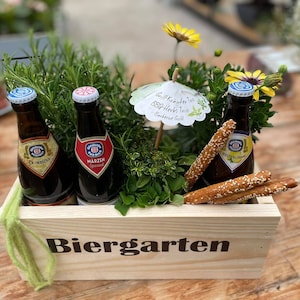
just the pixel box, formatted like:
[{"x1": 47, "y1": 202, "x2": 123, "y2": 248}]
[
  {"x1": 219, "y1": 132, "x2": 253, "y2": 172},
  {"x1": 18, "y1": 133, "x2": 59, "y2": 178},
  {"x1": 75, "y1": 133, "x2": 114, "y2": 179}
]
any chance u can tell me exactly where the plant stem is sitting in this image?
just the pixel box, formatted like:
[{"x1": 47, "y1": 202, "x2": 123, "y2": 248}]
[{"x1": 174, "y1": 41, "x2": 180, "y2": 63}]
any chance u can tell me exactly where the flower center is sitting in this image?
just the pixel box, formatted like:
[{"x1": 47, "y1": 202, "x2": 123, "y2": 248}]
[
  {"x1": 175, "y1": 33, "x2": 189, "y2": 42},
  {"x1": 246, "y1": 78, "x2": 261, "y2": 86}
]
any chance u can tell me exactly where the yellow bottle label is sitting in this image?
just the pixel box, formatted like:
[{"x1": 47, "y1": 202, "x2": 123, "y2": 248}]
[
  {"x1": 219, "y1": 132, "x2": 253, "y2": 172},
  {"x1": 19, "y1": 133, "x2": 59, "y2": 179}
]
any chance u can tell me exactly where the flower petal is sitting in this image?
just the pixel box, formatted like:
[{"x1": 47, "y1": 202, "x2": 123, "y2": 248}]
[
  {"x1": 253, "y1": 90, "x2": 260, "y2": 101},
  {"x1": 253, "y1": 69, "x2": 263, "y2": 78},
  {"x1": 245, "y1": 71, "x2": 253, "y2": 78},
  {"x1": 162, "y1": 22, "x2": 201, "y2": 48},
  {"x1": 185, "y1": 28, "x2": 196, "y2": 36},
  {"x1": 261, "y1": 86, "x2": 275, "y2": 97},
  {"x1": 224, "y1": 77, "x2": 239, "y2": 83},
  {"x1": 226, "y1": 71, "x2": 246, "y2": 80},
  {"x1": 175, "y1": 23, "x2": 182, "y2": 32}
]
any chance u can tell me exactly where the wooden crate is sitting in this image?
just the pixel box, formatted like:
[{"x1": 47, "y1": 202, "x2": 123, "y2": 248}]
[{"x1": 0, "y1": 179, "x2": 281, "y2": 280}]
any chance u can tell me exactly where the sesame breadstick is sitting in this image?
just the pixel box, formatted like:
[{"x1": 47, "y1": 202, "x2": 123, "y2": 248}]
[
  {"x1": 184, "y1": 170, "x2": 272, "y2": 204},
  {"x1": 185, "y1": 119, "x2": 236, "y2": 190},
  {"x1": 210, "y1": 177, "x2": 298, "y2": 204}
]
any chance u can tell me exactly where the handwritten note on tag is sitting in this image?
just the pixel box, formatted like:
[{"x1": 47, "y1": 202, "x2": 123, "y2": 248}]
[{"x1": 131, "y1": 81, "x2": 211, "y2": 126}]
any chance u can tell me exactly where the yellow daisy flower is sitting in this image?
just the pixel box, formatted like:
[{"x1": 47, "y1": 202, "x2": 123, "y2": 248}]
[
  {"x1": 225, "y1": 70, "x2": 276, "y2": 101},
  {"x1": 162, "y1": 22, "x2": 201, "y2": 48}
]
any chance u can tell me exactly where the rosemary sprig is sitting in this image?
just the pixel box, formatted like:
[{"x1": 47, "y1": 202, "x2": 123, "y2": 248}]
[
  {"x1": 2, "y1": 33, "x2": 137, "y2": 158},
  {"x1": 2, "y1": 33, "x2": 187, "y2": 215}
]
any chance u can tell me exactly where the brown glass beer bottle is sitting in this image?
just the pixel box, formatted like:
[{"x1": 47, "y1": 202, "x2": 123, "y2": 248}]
[
  {"x1": 202, "y1": 81, "x2": 255, "y2": 185},
  {"x1": 72, "y1": 86, "x2": 123, "y2": 204},
  {"x1": 7, "y1": 87, "x2": 76, "y2": 205}
]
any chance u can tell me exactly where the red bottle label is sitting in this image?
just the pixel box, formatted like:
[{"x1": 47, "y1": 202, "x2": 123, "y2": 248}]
[{"x1": 75, "y1": 133, "x2": 114, "y2": 178}]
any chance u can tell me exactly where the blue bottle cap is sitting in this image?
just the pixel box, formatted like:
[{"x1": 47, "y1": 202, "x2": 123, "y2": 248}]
[
  {"x1": 228, "y1": 81, "x2": 254, "y2": 97},
  {"x1": 7, "y1": 87, "x2": 37, "y2": 104},
  {"x1": 72, "y1": 86, "x2": 99, "y2": 103}
]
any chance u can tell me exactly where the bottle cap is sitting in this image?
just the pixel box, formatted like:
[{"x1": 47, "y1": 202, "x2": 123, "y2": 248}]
[
  {"x1": 7, "y1": 87, "x2": 37, "y2": 104},
  {"x1": 228, "y1": 81, "x2": 254, "y2": 97},
  {"x1": 72, "y1": 86, "x2": 99, "y2": 103}
]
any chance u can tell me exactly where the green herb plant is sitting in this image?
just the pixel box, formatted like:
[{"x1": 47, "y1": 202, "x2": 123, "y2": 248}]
[
  {"x1": 165, "y1": 60, "x2": 280, "y2": 152},
  {"x1": 2, "y1": 33, "x2": 188, "y2": 215},
  {"x1": 3, "y1": 33, "x2": 137, "y2": 157},
  {"x1": 2, "y1": 32, "x2": 284, "y2": 215}
]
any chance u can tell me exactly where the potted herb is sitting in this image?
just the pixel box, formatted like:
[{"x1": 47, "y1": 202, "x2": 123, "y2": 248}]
[
  {"x1": 0, "y1": 24, "x2": 296, "y2": 291},
  {"x1": 2, "y1": 24, "x2": 287, "y2": 215}
]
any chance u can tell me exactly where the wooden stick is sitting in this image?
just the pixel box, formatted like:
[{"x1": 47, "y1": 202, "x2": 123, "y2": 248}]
[
  {"x1": 184, "y1": 119, "x2": 236, "y2": 190},
  {"x1": 184, "y1": 170, "x2": 272, "y2": 204},
  {"x1": 154, "y1": 68, "x2": 178, "y2": 150},
  {"x1": 154, "y1": 122, "x2": 164, "y2": 150}
]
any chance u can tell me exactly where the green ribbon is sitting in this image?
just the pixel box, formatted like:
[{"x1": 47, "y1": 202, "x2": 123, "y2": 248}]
[{"x1": 0, "y1": 182, "x2": 56, "y2": 291}]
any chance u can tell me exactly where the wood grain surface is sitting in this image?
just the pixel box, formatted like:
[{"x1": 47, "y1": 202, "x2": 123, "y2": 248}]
[{"x1": 1, "y1": 50, "x2": 300, "y2": 299}]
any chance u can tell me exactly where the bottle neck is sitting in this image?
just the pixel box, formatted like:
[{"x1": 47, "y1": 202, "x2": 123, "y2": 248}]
[
  {"x1": 225, "y1": 95, "x2": 252, "y2": 132},
  {"x1": 75, "y1": 101, "x2": 106, "y2": 138},
  {"x1": 12, "y1": 99, "x2": 49, "y2": 140}
]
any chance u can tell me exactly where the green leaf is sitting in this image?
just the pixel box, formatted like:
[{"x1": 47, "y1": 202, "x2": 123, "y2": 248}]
[
  {"x1": 126, "y1": 176, "x2": 138, "y2": 193},
  {"x1": 171, "y1": 194, "x2": 184, "y2": 206},
  {"x1": 146, "y1": 185, "x2": 159, "y2": 199},
  {"x1": 120, "y1": 191, "x2": 135, "y2": 205},
  {"x1": 136, "y1": 176, "x2": 151, "y2": 189},
  {"x1": 137, "y1": 193, "x2": 150, "y2": 207},
  {"x1": 159, "y1": 191, "x2": 170, "y2": 202},
  {"x1": 177, "y1": 154, "x2": 197, "y2": 166},
  {"x1": 168, "y1": 176, "x2": 186, "y2": 192},
  {"x1": 152, "y1": 181, "x2": 162, "y2": 195},
  {"x1": 153, "y1": 196, "x2": 161, "y2": 205},
  {"x1": 114, "y1": 199, "x2": 130, "y2": 216}
]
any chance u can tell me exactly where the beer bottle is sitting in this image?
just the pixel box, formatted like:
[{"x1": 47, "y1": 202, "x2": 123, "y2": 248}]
[
  {"x1": 202, "y1": 81, "x2": 255, "y2": 185},
  {"x1": 72, "y1": 86, "x2": 123, "y2": 204},
  {"x1": 7, "y1": 87, "x2": 76, "y2": 205}
]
